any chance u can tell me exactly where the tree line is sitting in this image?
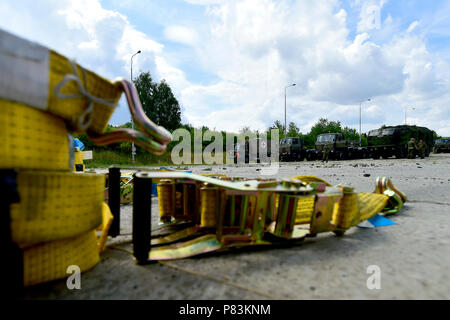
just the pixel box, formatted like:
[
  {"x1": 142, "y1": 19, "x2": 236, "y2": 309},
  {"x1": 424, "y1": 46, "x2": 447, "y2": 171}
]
[
  {"x1": 76, "y1": 70, "x2": 368, "y2": 156},
  {"x1": 269, "y1": 118, "x2": 366, "y2": 149}
]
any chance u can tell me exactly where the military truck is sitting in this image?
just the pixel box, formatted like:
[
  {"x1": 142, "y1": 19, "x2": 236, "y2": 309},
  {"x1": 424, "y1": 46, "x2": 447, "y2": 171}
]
[
  {"x1": 280, "y1": 137, "x2": 304, "y2": 161},
  {"x1": 367, "y1": 125, "x2": 434, "y2": 159},
  {"x1": 305, "y1": 133, "x2": 368, "y2": 161},
  {"x1": 433, "y1": 138, "x2": 450, "y2": 153}
]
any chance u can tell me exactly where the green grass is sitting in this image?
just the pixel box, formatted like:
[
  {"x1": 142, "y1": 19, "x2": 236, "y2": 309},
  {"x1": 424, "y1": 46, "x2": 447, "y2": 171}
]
[
  {"x1": 84, "y1": 150, "x2": 173, "y2": 168},
  {"x1": 84, "y1": 150, "x2": 232, "y2": 168}
]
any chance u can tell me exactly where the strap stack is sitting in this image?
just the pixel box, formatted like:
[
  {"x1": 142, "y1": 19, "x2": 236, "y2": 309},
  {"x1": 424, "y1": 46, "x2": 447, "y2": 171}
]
[{"x1": 0, "y1": 28, "x2": 117, "y2": 287}]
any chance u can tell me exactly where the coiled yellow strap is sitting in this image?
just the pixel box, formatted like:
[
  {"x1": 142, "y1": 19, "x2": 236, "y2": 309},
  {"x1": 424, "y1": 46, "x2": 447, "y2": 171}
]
[
  {"x1": 21, "y1": 202, "x2": 113, "y2": 287},
  {"x1": 11, "y1": 171, "x2": 105, "y2": 247},
  {"x1": 23, "y1": 230, "x2": 100, "y2": 287},
  {"x1": 48, "y1": 51, "x2": 122, "y2": 134},
  {"x1": 0, "y1": 98, "x2": 70, "y2": 171}
]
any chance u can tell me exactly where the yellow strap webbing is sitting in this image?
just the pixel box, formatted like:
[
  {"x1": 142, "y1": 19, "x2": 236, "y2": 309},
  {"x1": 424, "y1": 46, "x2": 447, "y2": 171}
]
[
  {"x1": 47, "y1": 51, "x2": 122, "y2": 134},
  {"x1": 23, "y1": 230, "x2": 100, "y2": 287},
  {"x1": 11, "y1": 171, "x2": 105, "y2": 247},
  {"x1": 0, "y1": 98, "x2": 70, "y2": 171}
]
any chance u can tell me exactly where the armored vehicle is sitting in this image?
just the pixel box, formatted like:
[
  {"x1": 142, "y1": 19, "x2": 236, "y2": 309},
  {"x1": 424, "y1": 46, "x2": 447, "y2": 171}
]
[
  {"x1": 367, "y1": 125, "x2": 434, "y2": 159},
  {"x1": 280, "y1": 137, "x2": 304, "y2": 161},
  {"x1": 305, "y1": 133, "x2": 368, "y2": 161},
  {"x1": 433, "y1": 138, "x2": 450, "y2": 153}
]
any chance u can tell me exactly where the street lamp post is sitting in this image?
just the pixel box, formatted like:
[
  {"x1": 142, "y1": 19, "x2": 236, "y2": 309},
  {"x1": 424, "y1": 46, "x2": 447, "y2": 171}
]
[
  {"x1": 284, "y1": 83, "x2": 296, "y2": 137},
  {"x1": 405, "y1": 107, "x2": 415, "y2": 125},
  {"x1": 130, "y1": 50, "x2": 141, "y2": 163},
  {"x1": 359, "y1": 98, "x2": 371, "y2": 144}
]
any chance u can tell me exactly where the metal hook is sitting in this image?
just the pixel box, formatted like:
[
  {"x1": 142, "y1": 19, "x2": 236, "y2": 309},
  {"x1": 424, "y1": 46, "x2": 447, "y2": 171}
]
[{"x1": 88, "y1": 79, "x2": 172, "y2": 155}]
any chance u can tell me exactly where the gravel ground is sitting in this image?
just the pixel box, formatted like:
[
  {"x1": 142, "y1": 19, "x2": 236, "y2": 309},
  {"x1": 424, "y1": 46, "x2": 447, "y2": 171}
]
[{"x1": 23, "y1": 153, "x2": 450, "y2": 299}]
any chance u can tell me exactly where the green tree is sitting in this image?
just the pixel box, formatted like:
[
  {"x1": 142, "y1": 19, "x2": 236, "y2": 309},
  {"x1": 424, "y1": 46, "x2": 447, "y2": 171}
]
[
  {"x1": 309, "y1": 118, "x2": 342, "y2": 138},
  {"x1": 342, "y1": 126, "x2": 359, "y2": 141},
  {"x1": 133, "y1": 72, "x2": 182, "y2": 132},
  {"x1": 268, "y1": 120, "x2": 285, "y2": 139},
  {"x1": 287, "y1": 122, "x2": 300, "y2": 137},
  {"x1": 300, "y1": 133, "x2": 315, "y2": 149}
]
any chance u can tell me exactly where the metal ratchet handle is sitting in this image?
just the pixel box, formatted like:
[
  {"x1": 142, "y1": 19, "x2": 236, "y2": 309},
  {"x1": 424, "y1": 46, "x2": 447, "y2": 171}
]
[
  {"x1": 87, "y1": 78, "x2": 172, "y2": 155},
  {"x1": 119, "y1": 79, "x2": 172, "y2": 145},
  {"x1": 88, "y1": 129, "x2": 167, "y2": 155}
]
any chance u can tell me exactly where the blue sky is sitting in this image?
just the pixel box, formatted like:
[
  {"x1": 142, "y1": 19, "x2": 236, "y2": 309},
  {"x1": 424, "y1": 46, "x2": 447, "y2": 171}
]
[{"x1": 0, "y1": 0, "x2": 449, "y2": 135}]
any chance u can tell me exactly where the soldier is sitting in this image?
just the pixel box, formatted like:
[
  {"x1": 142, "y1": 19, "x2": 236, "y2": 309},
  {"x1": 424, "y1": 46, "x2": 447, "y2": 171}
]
[
  {"x1": 416, "y1": 139, "x2": 427, "y2": 159},
  {"x1": 407, "y1": 138, "x2": 416, "y2": 159},
  {"x1": 322, "y1": 146, "x2": 330, "y2": 163}
]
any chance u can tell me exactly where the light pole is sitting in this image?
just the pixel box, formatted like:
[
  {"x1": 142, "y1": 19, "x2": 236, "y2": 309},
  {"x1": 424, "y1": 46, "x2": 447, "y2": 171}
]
[
  {"x1": 405, "y1": 106, "x2": 415, "y2": 125},
  {"x1": 284, "y1": 83, "x2": 296, "y2": 137},
  {"x1": 359, "y1": 98, "x2": 371, "y2": 144},
  {"x1": 130, "y1": 50, "x2": 141, "y2": 163}
]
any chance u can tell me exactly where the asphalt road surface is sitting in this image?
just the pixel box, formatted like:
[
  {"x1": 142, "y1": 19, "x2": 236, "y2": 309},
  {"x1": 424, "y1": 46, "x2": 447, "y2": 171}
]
[{"x1": 23, "y1": 153, "x2": 450, "y2": 299}]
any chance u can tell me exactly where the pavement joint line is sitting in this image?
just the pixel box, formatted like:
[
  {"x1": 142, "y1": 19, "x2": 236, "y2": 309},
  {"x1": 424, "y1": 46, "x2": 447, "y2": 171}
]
[{"x1": 158, "y1": 261, "x2": 284, "y2": 300}]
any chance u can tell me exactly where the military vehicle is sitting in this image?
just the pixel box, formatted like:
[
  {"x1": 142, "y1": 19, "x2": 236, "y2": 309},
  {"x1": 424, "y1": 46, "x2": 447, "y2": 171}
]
[
  {"x1": 367, "y1": 125, "x2": 434, "y2": 159},
  {"x1": 280, "y1": 137, "x2": 304, "y2": 161},
  {"x1": 305, "y1": 133, "x2": 368, "y2": 161},
  {"x1": 433, "y1": 138, "x2": 450, "y2": 153}
]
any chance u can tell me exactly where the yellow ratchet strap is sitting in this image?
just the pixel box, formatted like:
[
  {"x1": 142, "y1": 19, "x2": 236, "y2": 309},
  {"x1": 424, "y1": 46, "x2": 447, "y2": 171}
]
[
  {"x1": 23, "y1": 230, "x2": 100, "y2": 287},
  {"x1": 290, "y1": 175, "x2": 332, "y2": 186},
  {"x1": 48, "y1": 51, "x2": 122, "y2": 134},
  {"x1": 0, "y1": 29, "x2": 172, "y2": 155},
  {"x1": 97, "y1": 202, "x2": 114, "y2": 253},
  {"x1": 10, "y1": 171, "x2": 105, "y2": 247},
  {"x1": 374, "y1": 176, "x2": 407, "y2": 215},
  {"x1": 0, "y1": 98, "x2": 70, "y2": 171},
  {"x1": 286, "y1": 176, "x2": 392, "y2": 231}
]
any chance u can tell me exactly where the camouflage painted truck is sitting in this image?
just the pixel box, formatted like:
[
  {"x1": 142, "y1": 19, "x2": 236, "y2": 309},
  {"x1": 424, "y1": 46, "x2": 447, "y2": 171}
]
[
  {"x1": 279, "y1": 137, "x2": 305, "y2": 161},
  {"x1": 433, "y1": 138, "x2": 450, "y2": 153},
  {"x1": 367, "y1": 125, "x2": 434, "y2": 159},
  {"x1": 305, "y1": 133, "x2": 368, "y2": 161}
]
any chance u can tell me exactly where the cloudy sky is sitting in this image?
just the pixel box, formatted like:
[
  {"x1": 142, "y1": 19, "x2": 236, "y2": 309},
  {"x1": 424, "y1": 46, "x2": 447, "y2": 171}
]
[{"x1": 1, "y1": 0, "x2": 449, "y2": 135}]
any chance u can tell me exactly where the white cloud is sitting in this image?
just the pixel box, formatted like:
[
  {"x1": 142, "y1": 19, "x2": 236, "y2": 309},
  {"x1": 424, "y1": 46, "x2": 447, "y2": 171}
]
[
  {"x1": 175, "y1": 0, "x2": 449, "y2": 136},
  {"x1": 164, "y1": 25, "x2": 199, "y2": 46},
  {"x1": 407, "y1": 20, "x2": 420, "y2": 33},
  {"x1": 0, "y1": 0, "x2": 448, "y2": 137}
]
